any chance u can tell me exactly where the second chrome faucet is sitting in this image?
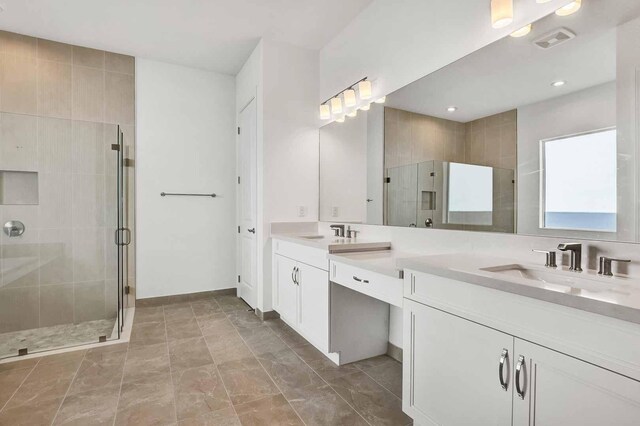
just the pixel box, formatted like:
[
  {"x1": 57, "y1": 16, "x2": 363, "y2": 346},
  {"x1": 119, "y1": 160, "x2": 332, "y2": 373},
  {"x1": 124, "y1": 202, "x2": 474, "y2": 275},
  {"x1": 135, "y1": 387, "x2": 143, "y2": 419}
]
[{"x1": 557, "y1": 243, "x2": 583, "y2": 272}]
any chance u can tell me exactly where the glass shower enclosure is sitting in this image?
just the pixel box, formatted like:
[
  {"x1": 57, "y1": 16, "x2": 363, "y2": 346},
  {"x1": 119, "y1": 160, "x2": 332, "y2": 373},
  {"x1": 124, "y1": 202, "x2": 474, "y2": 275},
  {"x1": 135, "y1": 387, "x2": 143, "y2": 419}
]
[{"x1": 0, "y1": 119, "x2": 132, "y2": 360}]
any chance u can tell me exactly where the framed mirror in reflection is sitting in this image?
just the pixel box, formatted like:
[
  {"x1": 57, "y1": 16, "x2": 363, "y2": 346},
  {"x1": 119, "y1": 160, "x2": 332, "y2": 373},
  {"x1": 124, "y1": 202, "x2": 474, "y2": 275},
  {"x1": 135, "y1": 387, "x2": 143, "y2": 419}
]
[{"x1": 319, "y1": 0, "x2": 640, "y2": 243}]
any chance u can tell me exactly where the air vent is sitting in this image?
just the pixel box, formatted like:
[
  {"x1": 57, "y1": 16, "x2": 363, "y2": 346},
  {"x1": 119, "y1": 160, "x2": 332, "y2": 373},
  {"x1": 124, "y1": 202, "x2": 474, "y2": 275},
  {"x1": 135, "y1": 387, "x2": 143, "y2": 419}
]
[{"x1": 533, "y1": 28, "x2": 576, "y2": 49}]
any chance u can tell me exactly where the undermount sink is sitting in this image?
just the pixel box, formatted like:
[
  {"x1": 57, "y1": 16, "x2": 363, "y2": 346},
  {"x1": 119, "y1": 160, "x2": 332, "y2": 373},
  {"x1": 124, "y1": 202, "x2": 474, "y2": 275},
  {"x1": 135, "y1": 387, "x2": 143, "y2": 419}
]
[
  {"x1": 299, "y1": 235, "x2": 326, "y2": 240},
  {"x1": 480, "y1": 264, "x2": 619, "y2": 293}
]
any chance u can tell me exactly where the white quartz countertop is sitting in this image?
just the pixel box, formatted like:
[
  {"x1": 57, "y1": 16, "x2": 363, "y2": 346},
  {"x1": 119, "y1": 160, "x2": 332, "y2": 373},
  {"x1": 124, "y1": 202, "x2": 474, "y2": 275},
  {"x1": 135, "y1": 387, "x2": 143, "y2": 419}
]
[
  {"x1": 328, "y1": 250, "x2": 414, "y2": 279},
  {"x1": 271, "y1": 233, "x2": 391, "y2": 253},
  {"x1": 398, "y1": 253, "x2": 640, "y2": 324}
]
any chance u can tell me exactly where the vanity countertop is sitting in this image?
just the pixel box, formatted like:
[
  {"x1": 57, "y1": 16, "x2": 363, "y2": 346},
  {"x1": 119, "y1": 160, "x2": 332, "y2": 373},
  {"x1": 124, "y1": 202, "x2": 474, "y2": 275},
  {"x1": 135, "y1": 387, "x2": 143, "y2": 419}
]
[
  {"x1": 398, "y1": 253, "x2": 640, "y2": 325},
  {"x1": 328, "y1": 250, "x2": 413, "y2": 279},
  {"x1": 271, "y1": 233, "x2": 391, "y2": 253}
]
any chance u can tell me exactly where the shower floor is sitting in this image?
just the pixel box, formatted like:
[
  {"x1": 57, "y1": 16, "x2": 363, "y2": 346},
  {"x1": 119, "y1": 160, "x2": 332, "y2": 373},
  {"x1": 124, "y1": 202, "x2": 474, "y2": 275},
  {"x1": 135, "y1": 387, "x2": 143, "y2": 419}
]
[{"x1": 0, "y1": 318, "x2": 118, "y2": 359}]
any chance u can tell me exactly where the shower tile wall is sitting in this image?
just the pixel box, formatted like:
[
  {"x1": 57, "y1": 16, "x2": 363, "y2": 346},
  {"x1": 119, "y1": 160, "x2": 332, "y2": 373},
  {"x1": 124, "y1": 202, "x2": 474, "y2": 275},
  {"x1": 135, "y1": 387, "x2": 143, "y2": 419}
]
[{"x1": 0, "y1": 31, "x2": 135, "y2": 334}]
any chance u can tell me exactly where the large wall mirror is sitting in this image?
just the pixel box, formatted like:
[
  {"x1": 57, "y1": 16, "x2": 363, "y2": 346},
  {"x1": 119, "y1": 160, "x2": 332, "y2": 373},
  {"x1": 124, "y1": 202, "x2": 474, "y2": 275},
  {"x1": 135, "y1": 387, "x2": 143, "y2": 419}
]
[{"x1": 320, "y1": 0, "x2": 640, "y2": 243}]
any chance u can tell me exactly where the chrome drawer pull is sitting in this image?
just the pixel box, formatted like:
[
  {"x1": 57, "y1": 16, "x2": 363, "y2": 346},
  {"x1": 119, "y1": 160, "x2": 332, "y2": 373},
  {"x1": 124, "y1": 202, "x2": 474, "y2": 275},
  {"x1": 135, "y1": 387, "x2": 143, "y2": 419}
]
[
  {"x1": 352, "y1": 276, "x2": 369, "y2": 284},
  {"x1": 515, "y1": 355, "x2": 525, "y2": 399},
  {"x1": 498, "y1": 349, "x2": 509, "y2": 391}
]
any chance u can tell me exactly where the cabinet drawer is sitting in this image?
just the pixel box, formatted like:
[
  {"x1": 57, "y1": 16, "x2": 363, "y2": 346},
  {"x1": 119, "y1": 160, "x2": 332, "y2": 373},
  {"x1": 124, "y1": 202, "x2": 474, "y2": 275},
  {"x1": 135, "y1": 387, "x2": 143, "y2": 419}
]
[
  {"x1": 330, "y1": 260, "x2": 403, "y2": 307},
  {"x1": 273, "y1": 239, "x2": 328, "y2": 271}
]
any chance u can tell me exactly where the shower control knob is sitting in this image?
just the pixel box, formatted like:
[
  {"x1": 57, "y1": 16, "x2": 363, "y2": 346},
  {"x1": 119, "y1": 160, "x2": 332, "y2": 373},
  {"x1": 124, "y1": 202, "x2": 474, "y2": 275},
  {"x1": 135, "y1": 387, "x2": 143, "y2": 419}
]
[{"x1": 4, "y1": 220, "x2": 25, "y2": 237}]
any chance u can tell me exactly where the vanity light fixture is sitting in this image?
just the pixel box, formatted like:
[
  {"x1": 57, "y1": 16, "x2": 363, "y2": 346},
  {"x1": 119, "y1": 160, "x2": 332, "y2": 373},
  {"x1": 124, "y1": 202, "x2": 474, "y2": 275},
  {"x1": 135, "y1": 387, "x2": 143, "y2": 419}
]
[
  {"x1": 447, "y1": 106, "x2": 458, "y2": 112},
  {"x1": 510, "y1": 24, "x2": 532, "y2": 37},
  {"x1": 330, "y1": 97, "x2": 343, "y2": 114},
  {"x1": 375, "y1": 96, "x2": 386, "y2": 104},
  {"x1": 319, "y1": 104, "x2": 331, "y2": 120},
  {"x1": 343, "y1": 89, "x2": 357, "y2": 107},
  {"x1": 361, "y1": 103, "x2": 371, "y2": 111},
  {"x1": 555, "y1": 0, "x2": 581, "y2": 16},
  {"x1": 551, "y1": 80, "x2": 566, "y2": 87},
  {"x1": 491, "y1": 0, "x2": 513, "y2": 29},
  {"x1": 358, "y1": 80, "x2": 372, "y2": 100},
  {"x1": 347, "y1": 110, "x2": 358, "y2": 118}
]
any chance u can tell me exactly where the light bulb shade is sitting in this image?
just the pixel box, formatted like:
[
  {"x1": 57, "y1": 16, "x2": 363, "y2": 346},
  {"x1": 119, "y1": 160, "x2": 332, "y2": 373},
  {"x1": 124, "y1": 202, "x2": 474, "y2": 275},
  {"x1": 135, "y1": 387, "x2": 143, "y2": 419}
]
[
  {"x1": 555, "y1": 0, "x2": 581, "y2": 16},
  {"x1": 358, "y1": 80, "x2": 372, "y2": 100},
  {"x1": 347, "y1": 110, "x2": 358, "y2": 118},
  {"x1": 491, "y1": 0, "x2": 513, "y2": 29},
  {"x1": 375, "y1": 96, "x2": 386, "y2": 104},
  {"x1": 330, "y1": 97, "x2": 343, "y2": 114},
  {"x1": 319, "y1": 104, "x2": 331, "y2": 120},
  {"x1": 343, "y1": 89, "x2": 357, "y2": 107},
  {"x1": 336, "y1": 116, "x2": 345, "y2": 123},
  {"x1": 510, "y1": 24, "x2": 532, "y2": 38},
  {"x1": 360, "y1": 103, "x2": 371, "y2": 111}
]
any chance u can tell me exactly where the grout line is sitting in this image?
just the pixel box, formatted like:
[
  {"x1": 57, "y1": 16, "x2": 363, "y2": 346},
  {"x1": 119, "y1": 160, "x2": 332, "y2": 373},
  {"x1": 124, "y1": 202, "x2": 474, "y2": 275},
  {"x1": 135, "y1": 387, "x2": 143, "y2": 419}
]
[
  {"x1": 225, "y1": 311, "x2": 307, "y2": 426},
  {"x1": 0, "y1": 357, "x2": 42, "y2": 413},
  {"x1": 162, "y1": 304, "x2": 179, "y2": 424},
  {"x1": 353, "y1": 362, "x2": 403, "y2": 402},
  {"x1": 50, "y1": 349, "x2": 89, "y2": 425}
]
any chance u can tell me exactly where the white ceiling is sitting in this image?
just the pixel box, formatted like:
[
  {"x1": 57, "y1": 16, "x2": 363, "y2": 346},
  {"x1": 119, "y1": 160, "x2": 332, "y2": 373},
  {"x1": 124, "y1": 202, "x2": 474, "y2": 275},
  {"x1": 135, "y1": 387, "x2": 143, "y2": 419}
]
[
  {"x1": 387, "y1": 0, "x2": 640, "y2": 123},
  {"x1": 0, "y1": 0, "x2": 372, "y2": 75}
]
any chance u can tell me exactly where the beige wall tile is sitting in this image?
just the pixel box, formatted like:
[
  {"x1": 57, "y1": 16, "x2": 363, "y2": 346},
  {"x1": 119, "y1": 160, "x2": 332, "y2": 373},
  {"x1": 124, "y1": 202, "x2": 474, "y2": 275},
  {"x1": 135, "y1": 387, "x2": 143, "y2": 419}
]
[
  {"x1": 39, "y1": 228, "x2": 73, "y2": 285},
  {"x1": 1, "y1": 205, "x2": 39, "y2": 244},
  {"x1": 105, "y1": 279, "x2": 119, "y2": 318},
  {"x1": 74, "y1": 281, "x2": 106, "y2": 322},
  {"x1": 1, "y1": 243, "x2": 40, "y2": 288},
  {"x1": 73, "y1": 46, "x2": 105, "y2": 69},
  {"x1": 37, "y1": 39, "x2": 72, "y2": 63},
  {"x1": 72, "y1": 66, "x2": 105, "y2": 122},
  {"x1": 0, "y1": 113, "x2": 38, "y2": 170},
  {"x1": 37, "y1": 60, "x2": 72, "y2": 119},
  {"x1": 72, "y1": 228, "x2": 105, "y2": 282},
  {"x1": 0, "y1": 54, "x2": 37, "y2": 114},
  {"x1": 38, "y1": 117, "x2": 72, "y2": 173},
  {"x1": 0, "y1": 287, "x2": 39, "y2": 333},
  {"x1": 40, "y1": 284, "x2": 74, "y2": 326},
  {"x1": 72, "y1": 173, "x2": 105, "y2": 227},
  {"x1": 0, "y1": 31, "x2": 36, "y2": 57},
  {"x1": 38, "y1": 173, "x2": 72, "y2": 229},
  {"x1": 105, "y1": 52, "x2": 134, "y2": 75},
  {"x1": 72, "y1": 121, "x2": 104, "y2": 174},
  {"x1": 105, "y1": 72, "x2": 134, "y2": 125}
]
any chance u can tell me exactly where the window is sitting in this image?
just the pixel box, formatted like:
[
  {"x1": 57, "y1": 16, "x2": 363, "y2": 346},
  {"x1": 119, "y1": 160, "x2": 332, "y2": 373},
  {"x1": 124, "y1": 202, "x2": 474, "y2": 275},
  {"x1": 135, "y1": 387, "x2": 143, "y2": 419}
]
[
  {"x1": 542, "y1": 128, "x2": 617, "y2": 232},
  {"x1": 446, "y1": 162, "x2": 493, "y2": 226}
]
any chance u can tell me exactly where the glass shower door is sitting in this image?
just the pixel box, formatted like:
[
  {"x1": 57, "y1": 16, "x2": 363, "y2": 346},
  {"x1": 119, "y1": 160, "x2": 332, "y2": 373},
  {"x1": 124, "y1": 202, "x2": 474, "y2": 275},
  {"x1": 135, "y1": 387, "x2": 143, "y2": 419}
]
[{"x1": 114, "y1": 126, "x2": 130, "y2": 334}]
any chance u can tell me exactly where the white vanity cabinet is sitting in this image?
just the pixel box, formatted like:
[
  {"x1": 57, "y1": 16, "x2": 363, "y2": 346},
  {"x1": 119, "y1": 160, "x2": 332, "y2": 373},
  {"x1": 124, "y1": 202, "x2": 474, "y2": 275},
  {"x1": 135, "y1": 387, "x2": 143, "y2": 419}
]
[
  {"x1": 272, "y1": 239, "x2": 329, "y2": 353},
  {"x1": 403, "y1": 270, "x2": 640, "y2": 426}
]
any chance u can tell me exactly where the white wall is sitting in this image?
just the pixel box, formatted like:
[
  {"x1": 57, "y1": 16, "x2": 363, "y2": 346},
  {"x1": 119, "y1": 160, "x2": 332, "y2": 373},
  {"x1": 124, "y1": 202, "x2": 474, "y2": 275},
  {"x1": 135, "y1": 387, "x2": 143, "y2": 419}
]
[
  {"x1": 319, "y1": 0, "x2": 571, "y2": 102},
  {"x1": 136, "y1": 58, "x2": 236, "y2": 299},
  {"x1": 517, "y1": 82, "x2": 617, "y2": 239}
]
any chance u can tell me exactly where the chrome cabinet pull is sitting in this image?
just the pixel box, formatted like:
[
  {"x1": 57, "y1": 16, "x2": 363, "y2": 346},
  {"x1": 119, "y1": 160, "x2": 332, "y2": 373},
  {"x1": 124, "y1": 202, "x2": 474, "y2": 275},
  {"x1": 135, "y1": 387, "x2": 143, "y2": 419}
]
[
  {"x1": 292, "y1": 267, "x2": 296, "y2": 284},
  {"x1": 499, "y1": 349, "x2": 509, "y2": 391},
  {"x1": 352, "y1": 276, "x2": 369, "y2": 284},
  {"x1": 295, "y1": 267, "x2": 300, "y2": 285},
  {"x1": 515, "y1": 355, "x2": 525, "y2": 399}
]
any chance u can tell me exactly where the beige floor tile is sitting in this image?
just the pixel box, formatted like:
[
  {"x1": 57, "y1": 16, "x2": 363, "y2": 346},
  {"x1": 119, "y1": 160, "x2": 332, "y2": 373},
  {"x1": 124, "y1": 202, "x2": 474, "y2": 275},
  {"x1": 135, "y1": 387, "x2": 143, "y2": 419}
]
[
  {"x1": 172, "y1": 364, "x2": 231, "y2": 421},
  {"x1": 235, "y1": 394, "x2": 303, "y2": 426}
]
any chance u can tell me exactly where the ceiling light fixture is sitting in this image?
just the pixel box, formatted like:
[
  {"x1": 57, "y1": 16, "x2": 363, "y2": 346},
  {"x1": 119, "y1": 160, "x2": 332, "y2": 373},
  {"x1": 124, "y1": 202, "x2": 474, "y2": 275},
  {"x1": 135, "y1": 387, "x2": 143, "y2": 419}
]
[
  {"x1": 336, "y1": 116, "x2": 345, "y2": 123},
  {"x1": 510, "y1": 24, "x2": 532, "y2": 37},
  {"x1": 447, "y1": 106, "x2": 458, "y2": 112},
  {"x1": 358, "y1": 80, "x2": 372, "y2": 100},
  {"x1": 551, "y1": 80, "x2": 566, "y2": 87},
  {"x1": 343, "y1": 89, "x2": 357, "y2": 107},
  {"x1": 319, "y1": 104, "x2": 331, "y2": 120},
  {"x1": 375, "y1": 96, "x2": 386, "y2": 104},
  {"x1": 491, "y1": 0, "x2": 513, "y2": 29},
  {"x1": 347, "y1": 110, "x2": 358, "y2": 118},
  {"x1": 555, "y1": 0, "x2": 581, "y2": 16},
  {"x1": 330, "y1": 97, "x2": 343, "y2": 114},
  {"x1": 361, "y1": 104, "x2": 371, "y2": 111}
]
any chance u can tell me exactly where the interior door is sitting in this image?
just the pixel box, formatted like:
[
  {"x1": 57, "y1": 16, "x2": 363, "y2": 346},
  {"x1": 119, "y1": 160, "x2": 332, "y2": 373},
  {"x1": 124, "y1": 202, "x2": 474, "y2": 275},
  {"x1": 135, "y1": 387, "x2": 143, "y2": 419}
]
[
  {"x1": 238, "y1": 98, "x2": 258, "y2": 308},
  {"x1": 403, "y1": 300, "x2": 514, "y2": 426},
  {"x1": 513, "y1": 338, "x2": 640, "y2": 426}
]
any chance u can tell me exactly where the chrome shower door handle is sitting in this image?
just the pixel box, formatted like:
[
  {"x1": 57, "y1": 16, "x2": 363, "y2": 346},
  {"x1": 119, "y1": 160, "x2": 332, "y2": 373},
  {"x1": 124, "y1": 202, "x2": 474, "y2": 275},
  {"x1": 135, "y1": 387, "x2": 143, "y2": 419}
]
[
  {"x1": 515, "y1": 355, "x2": 526, "y2": 399},
  {"x1": 498, "y1": 349, "x2": 509, "y2": 391}
]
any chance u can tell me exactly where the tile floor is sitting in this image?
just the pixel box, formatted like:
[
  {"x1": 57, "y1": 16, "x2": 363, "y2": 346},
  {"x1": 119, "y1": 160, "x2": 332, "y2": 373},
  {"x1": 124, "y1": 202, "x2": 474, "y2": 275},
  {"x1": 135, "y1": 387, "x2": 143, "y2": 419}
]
[{"x1": 0, "y1": 293, "x2": 411, "y2": 425}]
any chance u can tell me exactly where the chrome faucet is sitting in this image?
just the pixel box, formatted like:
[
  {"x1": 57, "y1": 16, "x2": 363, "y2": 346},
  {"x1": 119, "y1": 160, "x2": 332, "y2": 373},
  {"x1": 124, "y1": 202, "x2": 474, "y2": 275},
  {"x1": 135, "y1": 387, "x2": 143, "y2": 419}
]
[
  {"x1": 532, "y1": 249, "x2": 557, "y2": 268},
  {"x1": 598, "y1": 256, "x2": 631, "y2": 277},
  {"x1": 329, "y1": 224, "x2": 345, "y2": 237},
  {"x1": 557, "y1": 243, "x2": 582, "y2": 272}
]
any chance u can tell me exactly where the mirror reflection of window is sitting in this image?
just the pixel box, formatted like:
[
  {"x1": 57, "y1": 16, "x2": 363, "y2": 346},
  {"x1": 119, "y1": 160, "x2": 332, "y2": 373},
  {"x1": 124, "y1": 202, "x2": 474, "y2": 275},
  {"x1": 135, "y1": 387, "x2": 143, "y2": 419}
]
[
  {"x1": 542, "y1": 128, "x2": 617, "y2": 232},
  {"x1": 446, "y1": 163, "x2": 493, "y2": 226}
]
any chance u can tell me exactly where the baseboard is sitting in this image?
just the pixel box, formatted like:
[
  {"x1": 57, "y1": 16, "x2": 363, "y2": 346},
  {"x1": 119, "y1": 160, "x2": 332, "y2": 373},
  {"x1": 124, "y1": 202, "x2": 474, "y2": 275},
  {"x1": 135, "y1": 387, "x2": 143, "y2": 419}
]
[
  {"x1": 136, "y1": 288, "x2": 237, "y2": 307},
  {"x1": 387, "y1": 342, "x2": 403, "y2": 362},
  {"x1": 255, "y1": 309, "x2": 280, "y2": 321}
]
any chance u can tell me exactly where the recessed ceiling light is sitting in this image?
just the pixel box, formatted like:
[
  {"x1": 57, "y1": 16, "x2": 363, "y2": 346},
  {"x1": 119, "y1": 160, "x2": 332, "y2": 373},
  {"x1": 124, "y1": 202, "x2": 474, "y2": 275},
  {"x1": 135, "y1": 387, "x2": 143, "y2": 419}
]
[
  {"x1": 556, "y1": 0, "x2": 581, "y2": 16},
  {"x1": 510, "y1": 24, "x2": 532, "y2": 38},
  {"x1": 551, "y1": 80, "x2": 566, "y2": 87},
  {"x1": 447, "y1": 106, "x2": 458, "y2": 112}
]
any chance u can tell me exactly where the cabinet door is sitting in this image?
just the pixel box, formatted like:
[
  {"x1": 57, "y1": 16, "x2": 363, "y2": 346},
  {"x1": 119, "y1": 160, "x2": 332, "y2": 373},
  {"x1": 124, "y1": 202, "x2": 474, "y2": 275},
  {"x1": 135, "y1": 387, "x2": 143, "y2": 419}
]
[
  {"x1": 513, "y1": 338, "x2": 640, "y2": 426},
  {"x1": 274, "y1": 255, "x2": 298, "y2": 326},
  {"x1": 298, "y1": 263, "x2": 329, "y2": 352},
  {"x1": 403, "y1": 299, "x2": 513, "y2": 426}
]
